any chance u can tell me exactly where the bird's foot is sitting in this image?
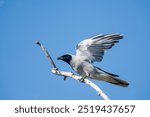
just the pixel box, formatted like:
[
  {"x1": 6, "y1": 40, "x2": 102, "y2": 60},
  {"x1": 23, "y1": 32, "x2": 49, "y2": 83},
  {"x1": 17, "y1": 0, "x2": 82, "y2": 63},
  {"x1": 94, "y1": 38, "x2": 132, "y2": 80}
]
[{"x1": 79, "y1": 77, "x2": 85, "y2": 83}]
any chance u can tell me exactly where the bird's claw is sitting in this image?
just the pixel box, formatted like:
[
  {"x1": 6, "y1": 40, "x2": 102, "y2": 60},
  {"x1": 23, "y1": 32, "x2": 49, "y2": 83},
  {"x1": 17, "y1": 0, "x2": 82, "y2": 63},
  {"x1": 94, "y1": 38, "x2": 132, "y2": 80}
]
[{"x1": 79, "y1": 78, "x2": 85, "y2": 83}]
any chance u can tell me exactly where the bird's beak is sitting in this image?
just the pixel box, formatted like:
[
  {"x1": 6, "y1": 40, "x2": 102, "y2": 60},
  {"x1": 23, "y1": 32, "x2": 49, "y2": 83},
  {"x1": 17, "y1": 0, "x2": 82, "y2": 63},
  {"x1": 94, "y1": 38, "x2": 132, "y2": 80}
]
[{"x1": 57, "y1": 56, "x2": 63, "y2": 60}]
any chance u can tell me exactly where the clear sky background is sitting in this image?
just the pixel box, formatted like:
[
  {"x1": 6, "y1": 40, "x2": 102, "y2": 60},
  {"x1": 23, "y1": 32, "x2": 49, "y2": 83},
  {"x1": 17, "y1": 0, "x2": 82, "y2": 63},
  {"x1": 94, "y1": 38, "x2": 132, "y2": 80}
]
[{"x1": 0, "y1": 0, "x2": 150, "y2": 100}]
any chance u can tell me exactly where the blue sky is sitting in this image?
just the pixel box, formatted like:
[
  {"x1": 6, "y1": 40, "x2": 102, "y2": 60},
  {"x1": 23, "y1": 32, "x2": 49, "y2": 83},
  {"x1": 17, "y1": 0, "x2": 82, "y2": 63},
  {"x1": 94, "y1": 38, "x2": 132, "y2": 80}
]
[{"x1": 0, "y1": 0, "x2": 150, "y2": 100}]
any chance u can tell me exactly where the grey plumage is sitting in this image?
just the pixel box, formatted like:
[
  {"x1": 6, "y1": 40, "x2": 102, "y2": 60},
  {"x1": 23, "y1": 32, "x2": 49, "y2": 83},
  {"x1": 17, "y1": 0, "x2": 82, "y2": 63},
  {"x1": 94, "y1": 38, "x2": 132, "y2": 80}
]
[{"x1": 58, "y1": 34, "x2": 129, "y2": 87}]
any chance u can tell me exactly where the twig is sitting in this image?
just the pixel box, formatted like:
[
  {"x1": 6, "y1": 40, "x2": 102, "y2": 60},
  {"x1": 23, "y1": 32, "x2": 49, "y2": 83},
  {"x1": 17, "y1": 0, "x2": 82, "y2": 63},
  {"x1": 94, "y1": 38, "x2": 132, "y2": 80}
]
[
  {"x1": 35, "y1": 41, "x2": 57, "y2": 69},
  {"x1": 36, "y1": 41, "x2": 110, "y2": 100}
]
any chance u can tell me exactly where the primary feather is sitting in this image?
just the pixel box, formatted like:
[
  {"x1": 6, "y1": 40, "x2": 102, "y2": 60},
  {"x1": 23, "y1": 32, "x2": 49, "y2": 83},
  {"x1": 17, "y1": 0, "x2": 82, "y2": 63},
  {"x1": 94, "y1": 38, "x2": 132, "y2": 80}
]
[{"x1": 76, "y1": 34, "x2": 123, "y2": 63}]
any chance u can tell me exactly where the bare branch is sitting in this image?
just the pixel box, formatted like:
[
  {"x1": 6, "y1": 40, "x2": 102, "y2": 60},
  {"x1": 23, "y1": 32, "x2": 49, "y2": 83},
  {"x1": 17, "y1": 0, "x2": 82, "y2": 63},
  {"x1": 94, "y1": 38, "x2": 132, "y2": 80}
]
[
  {"x1": 35, "y1": 41, "x2": 57, "y2": 69},
  {"x1": 36, "y1": 41, "x2": 110, "y2": 100},
  {"x1": 51, "y1": 69, "x2": 109, "y2": 100}
]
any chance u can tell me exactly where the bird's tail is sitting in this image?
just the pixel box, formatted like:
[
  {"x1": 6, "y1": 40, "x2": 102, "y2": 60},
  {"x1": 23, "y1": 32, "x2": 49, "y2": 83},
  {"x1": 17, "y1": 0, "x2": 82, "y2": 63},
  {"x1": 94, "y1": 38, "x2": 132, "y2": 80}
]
[
  {"x1": 105, "y1": 76, "x2": 129, "y2": 87},
  {"x1": 94, "y1": 67, "x2": 129, "y2": 87}
]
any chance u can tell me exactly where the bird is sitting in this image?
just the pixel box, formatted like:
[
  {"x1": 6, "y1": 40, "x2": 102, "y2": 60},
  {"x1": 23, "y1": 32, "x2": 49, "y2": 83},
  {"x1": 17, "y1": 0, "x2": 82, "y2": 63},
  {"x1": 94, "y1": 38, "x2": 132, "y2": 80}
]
[{"x1": 57, "y1": 33, "x2": 129, "y2": 87}]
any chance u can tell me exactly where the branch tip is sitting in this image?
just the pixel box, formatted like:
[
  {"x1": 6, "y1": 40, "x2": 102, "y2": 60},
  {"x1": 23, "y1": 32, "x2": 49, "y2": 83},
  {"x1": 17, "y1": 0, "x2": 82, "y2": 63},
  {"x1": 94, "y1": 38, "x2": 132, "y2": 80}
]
[{"x1": 35, "y1": 40, "x2": 41, "y2": 46}]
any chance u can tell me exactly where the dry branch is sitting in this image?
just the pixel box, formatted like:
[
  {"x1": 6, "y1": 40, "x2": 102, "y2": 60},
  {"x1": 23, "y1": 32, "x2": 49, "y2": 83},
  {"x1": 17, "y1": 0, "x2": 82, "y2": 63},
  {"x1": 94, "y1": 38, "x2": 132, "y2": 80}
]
[{"x1": 36, "y1": 41, "x2": 110, "y2": 100}]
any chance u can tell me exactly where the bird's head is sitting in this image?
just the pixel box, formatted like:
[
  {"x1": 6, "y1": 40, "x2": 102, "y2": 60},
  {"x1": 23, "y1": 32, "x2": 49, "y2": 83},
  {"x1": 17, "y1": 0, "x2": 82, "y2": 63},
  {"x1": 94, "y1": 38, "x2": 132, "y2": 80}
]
[{"x1": 57, "y1": 54, "x2": 72, "y2": 64}]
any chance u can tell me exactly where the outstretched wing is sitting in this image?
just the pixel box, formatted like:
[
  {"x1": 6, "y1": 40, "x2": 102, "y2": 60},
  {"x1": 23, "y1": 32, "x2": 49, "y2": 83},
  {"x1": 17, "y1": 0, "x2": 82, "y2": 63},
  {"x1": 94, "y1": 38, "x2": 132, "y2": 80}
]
[{"x1": 76, "y1": 33, "x2": 123, "y2": 63}]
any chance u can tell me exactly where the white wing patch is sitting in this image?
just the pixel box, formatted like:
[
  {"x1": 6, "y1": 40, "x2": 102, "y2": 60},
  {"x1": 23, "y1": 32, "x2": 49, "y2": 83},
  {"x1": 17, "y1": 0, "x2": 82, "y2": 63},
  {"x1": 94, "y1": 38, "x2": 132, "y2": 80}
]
[{"x1": 76, "y1": 34, "x2": 123, "y2": 63}]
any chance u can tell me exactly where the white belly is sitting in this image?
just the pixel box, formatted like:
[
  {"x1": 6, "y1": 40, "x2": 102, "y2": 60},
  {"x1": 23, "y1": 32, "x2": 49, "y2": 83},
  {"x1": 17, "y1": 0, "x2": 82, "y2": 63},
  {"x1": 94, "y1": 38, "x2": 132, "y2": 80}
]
[{"x1": 72, "y1": 61, "x2": 96, "y2": 78}]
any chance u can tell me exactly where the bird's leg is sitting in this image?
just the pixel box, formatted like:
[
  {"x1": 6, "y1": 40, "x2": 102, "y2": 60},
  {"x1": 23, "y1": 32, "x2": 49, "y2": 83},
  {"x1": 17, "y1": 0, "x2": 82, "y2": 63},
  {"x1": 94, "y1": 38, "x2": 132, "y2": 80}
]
[
  {"x1": 79, "y1": 72, "x2": 90, "y2": 83},
  {"x1": 79, "y1": 76, "x2": 87, "y2": 82}
]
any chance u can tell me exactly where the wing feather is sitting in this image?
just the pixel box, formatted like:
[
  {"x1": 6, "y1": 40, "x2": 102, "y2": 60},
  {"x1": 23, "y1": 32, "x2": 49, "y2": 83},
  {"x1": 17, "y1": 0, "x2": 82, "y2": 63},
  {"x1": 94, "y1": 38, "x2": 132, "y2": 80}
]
[{"x1": 76, "y1": 33, "x2": 123, "y2": 63}]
